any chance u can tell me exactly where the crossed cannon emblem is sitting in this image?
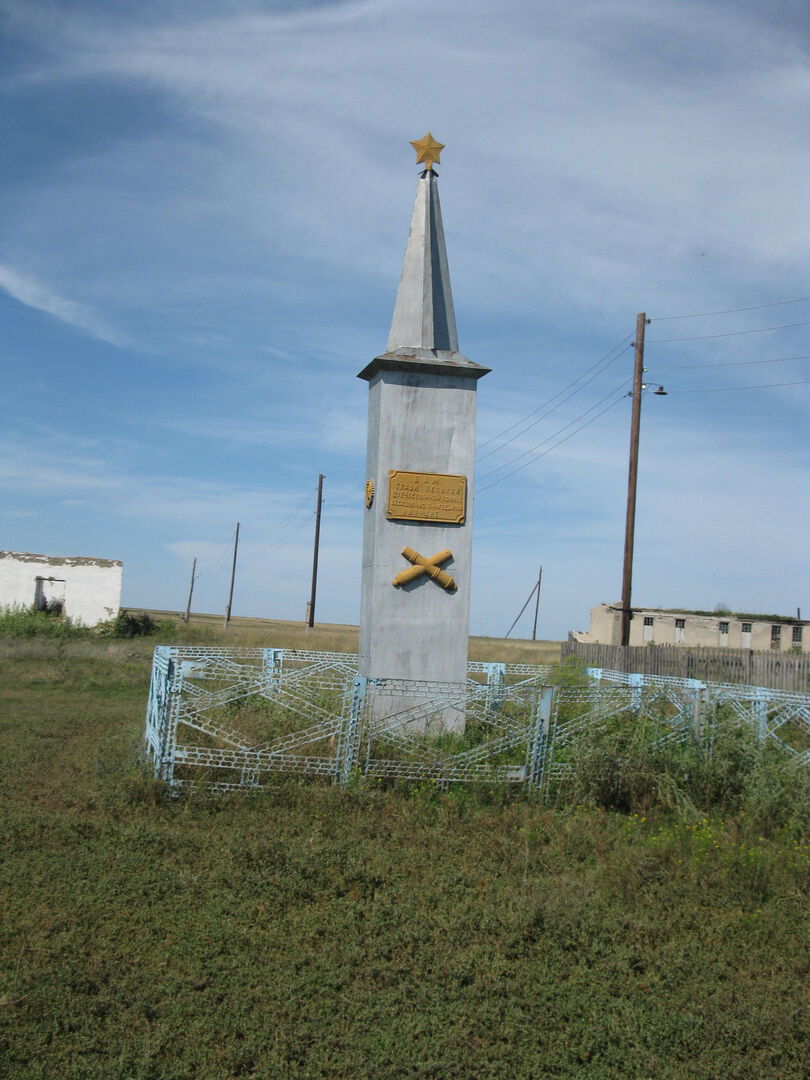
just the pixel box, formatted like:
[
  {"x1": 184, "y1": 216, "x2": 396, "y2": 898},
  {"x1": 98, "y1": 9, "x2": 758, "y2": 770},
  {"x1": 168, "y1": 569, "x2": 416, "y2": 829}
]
[{"x1": 392, "y1": 546, "x2": 456, "y2": 591}]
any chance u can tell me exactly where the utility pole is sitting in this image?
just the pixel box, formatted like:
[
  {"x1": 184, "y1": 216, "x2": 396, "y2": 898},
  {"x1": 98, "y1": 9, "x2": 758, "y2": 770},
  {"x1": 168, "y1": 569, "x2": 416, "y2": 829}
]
[
  {"x1": 307, "y1": 475, "x2": 323, "y2": 628},
  {"x1": 531, "y1": 565, "x2": 542, "y2": 641},
  {"x1": 506, "y1": 567, "x2": 542, "y2": 639},
  {"x1": 620, "y1": 313, "x2": 647, "y2": 647},
  {"x1": 224, "y1": 522, "x2": 240, "y2": 630},
  {"x1": 183, "y1": 556, "x2": 197, "y2": 623}
]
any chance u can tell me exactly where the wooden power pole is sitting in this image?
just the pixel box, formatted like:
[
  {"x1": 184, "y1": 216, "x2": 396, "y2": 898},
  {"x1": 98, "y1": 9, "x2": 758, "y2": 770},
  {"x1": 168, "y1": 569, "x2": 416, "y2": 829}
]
[
  {"x1": 620, "y1": 313, "x2": 647, "y2": 647},
  {"x1": 506, "y1": 566, "x2": 542, "y2": 640},
  {"x1": 531, "y1": 565, "x2": 542, "y2": 641},
  {"x1": 224, "y1": 522, "x2": 240, "y2": 630},
  {"x1": 184, "y1": 556, "x2": 197, "y2": 623},
  {"x1": 307, "y1": 475, "x2": 323, "y2": 628}
]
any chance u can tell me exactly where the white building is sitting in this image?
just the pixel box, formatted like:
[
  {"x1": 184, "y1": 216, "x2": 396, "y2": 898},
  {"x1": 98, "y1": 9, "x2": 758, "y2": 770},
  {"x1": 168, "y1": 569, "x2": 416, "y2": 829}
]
[
  {"x1": 573, "y1": 603, "x2": 808, "y2": 653},
  {"x1": 0, "y1": 550, "x2": 123, "y2": 627}
]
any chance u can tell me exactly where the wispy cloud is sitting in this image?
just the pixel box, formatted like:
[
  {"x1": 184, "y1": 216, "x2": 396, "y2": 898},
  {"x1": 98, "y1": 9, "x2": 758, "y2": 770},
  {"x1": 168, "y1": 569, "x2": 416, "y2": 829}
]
[
  {"x1": 0, "y1": 429, "x2": 363, "y2": 622},
  {"x1": 0, "y1": 1, "x2": 808, "y2": 635},
  {"x1": 0, "y1": 264, "x2": 128, "y2": 346}
]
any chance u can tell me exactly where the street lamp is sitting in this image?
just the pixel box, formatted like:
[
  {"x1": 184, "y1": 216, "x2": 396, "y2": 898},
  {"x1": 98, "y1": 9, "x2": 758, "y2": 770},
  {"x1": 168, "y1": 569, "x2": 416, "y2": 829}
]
[{"x1": 620, "y1": 313, "x2": 666, "y2": 647}]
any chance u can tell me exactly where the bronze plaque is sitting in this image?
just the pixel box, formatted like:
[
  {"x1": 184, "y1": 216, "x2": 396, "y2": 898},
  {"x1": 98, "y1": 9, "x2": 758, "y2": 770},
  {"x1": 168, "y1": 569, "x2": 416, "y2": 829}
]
[{"x1": 387, "y1": 470, "x2": 467, "y2": 524}]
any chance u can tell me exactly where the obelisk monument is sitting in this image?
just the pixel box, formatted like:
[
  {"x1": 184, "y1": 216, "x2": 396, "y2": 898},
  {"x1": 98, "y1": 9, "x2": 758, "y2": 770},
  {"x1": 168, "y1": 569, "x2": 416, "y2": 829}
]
[{"x1": 358, "y1": 134, "x2": 489, "y2": 728}]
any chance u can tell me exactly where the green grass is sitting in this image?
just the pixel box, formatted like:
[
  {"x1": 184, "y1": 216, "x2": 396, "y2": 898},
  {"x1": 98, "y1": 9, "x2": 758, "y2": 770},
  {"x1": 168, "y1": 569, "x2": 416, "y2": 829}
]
[
  {"x1": 1, "y1": 639, "x2": 809, "y2": 1078},
  {"x1": 0, "y1": 606, "x2": 93, "y2": 640}
]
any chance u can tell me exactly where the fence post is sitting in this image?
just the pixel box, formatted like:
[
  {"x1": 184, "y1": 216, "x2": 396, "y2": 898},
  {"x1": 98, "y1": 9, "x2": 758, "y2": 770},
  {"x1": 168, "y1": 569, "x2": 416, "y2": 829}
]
[
  {"x1": 262, "y1": 648, "x2": 283, "y2": 691},
  {"x1": 334, "y1": 675, "x2": 366, "y2": 785},
  {"x1": 161, "y1": 653, "x2": 183, "y2": 788},
  {"x1": 484, "y1": 663, "x2": 506, "y2": 715},
  {"x1": 629, "y1": 671, "x2": 643, "y2": 712},
  {"x1": 145, "y1": 646, "x2": 173, "y2": 779},
  {"x1": 685, "y1": 678, "x2": 704, "y2": 743},
  {"x1": 753, "y1": 686, "x2": 769, "y2": 742},
  {"x1": 526, "y1": 685, "x2": 556, "y2": 796},
  {"x1": 241, "y1": 653, "x2": 263, "y2": 786}
]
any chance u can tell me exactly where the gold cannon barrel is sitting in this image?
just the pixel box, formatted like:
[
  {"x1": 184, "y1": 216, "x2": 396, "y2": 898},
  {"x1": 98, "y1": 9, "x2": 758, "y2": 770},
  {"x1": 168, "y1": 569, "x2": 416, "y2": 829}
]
[{"x1": 392, "y1": 547, "x2": 456, "y2": 591}]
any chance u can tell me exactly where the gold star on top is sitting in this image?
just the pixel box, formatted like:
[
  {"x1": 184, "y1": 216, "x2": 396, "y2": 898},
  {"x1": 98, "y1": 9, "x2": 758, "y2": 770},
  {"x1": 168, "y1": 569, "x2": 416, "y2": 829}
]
[{"x1": 410, "y1": 131, "x2": 444, "y2": 171}]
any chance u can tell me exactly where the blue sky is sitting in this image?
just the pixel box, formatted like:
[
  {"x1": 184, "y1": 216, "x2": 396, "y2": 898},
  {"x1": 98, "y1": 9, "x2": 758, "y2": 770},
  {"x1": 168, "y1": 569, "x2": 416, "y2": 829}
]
[{"x1": 1, "y1": 0, "x2": 808, "y2": 639}]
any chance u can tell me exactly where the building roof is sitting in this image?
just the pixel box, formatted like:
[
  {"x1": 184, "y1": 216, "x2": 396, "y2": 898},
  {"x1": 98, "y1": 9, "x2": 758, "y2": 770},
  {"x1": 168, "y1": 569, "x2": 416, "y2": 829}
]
[
  {"x1": 0, "y1": 551, "x2": 122, "y2": 568},
  {"x1": 600, "y1": 601, "x2": 805, "y2": 626}
]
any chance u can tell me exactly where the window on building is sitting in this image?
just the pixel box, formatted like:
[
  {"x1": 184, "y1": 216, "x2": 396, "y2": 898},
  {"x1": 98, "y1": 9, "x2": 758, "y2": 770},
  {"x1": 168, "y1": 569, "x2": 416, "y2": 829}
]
[
  {"x1": 792, "y1": 626, "x2": 803, "y2": 645},
  {"x1": 719, "y1": 621, "x2": 729, "y2": 634},
  {"x1": 741, "y1": 622, "x2": 752, "y2": 634},
  {"x1": 34, "y1": 576, "x2": 65, "y2": 616},
  {"x1": 675, "y1": 619, "x2": 686, "y2": 629},
  {"x1": 771, "y1": 625, "x2": 782, "y2": 650},
  {"x1": 643, "y1": 616, "x2": 654, "y2": 626}
]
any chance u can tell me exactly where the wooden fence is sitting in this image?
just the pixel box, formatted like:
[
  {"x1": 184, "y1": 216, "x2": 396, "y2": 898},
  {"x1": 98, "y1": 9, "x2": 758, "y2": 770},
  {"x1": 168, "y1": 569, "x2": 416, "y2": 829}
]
[{"x1": 561, "y1": 638, "x2": 810, "y2": 692}]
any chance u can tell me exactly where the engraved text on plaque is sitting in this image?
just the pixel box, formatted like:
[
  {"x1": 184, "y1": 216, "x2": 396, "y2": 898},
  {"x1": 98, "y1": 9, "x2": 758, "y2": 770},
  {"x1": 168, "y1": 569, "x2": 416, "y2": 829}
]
[{"x1": 387, "y1": 470, "x2": 467, "y2": 524}]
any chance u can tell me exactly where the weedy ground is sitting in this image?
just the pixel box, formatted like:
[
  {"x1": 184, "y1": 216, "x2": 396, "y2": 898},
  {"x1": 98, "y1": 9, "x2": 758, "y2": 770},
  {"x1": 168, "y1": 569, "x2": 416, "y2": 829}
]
[
  {"x1": 126, "y1": 608, "x2": 563, "y2": 665},
  {"x1": 1, "y1": 630, "x2": 809, "y2": 1079}
]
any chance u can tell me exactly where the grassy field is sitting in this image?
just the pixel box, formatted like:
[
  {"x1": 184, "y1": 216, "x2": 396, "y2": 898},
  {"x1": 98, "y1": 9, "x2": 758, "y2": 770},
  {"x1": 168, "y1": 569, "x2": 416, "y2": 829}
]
[
  {"x1": 132, "y1": 609, "x2": 563, "y2": 665},
  {"x1": 1, "y1": 631, "x2": 809, "y2": 1078}
]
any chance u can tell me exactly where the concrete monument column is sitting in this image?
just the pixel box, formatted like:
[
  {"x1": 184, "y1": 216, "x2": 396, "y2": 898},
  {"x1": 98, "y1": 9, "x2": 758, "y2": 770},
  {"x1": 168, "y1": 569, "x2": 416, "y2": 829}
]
[{"x1": 358, "y1": 134, "x2": 489, "y2": 729}]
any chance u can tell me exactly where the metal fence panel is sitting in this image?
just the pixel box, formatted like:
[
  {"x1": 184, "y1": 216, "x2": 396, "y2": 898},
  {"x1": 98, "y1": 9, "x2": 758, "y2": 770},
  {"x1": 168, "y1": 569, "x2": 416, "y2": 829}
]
[{"x1": 143, "y1": 648, "x2": 810, "y2": 796}]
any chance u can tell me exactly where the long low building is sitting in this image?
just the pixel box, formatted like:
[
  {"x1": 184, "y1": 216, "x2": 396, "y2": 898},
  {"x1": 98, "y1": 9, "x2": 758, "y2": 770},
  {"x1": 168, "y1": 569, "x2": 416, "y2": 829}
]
[
  {"x1": 572, "y1": 603, "x2": 807, "y2": 653},
  {"x1": 0, "y1": 550, "x2": 122, "y2": 627}
]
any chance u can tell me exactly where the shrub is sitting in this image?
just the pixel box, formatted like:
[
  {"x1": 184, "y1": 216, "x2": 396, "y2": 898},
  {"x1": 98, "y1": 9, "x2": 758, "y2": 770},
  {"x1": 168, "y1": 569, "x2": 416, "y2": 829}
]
[
  {"x1": 545, "y1": 656, "x2": 590, "y2": 688},
  {"x1": 556, "y1": 705, "x2": 810, "y2": 832},
  {"x1": 742, "y1": 747, "x2": 810, "y2": 837},
  {"x1": 96, "y1": 610, "x2": 176, "y2": 639},
  {"x1": 559, "y1": 709, "x2": 700, "y2": 816},
  {"x1": 0, "y1": 605, "x2": 89, "y2": 639},
  {"x1": 110, "y1": 611, "x2": 156, "y2": 638}
]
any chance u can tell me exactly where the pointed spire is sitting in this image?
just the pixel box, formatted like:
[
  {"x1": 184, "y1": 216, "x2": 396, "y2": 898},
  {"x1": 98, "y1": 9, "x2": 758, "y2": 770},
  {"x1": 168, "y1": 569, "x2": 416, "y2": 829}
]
[
  {"x1": 386, "y1": 171, "x2": 459, "y2": 354},
  {"x1": 357, "y1": 141, "x2": 489, "y2": 382}
]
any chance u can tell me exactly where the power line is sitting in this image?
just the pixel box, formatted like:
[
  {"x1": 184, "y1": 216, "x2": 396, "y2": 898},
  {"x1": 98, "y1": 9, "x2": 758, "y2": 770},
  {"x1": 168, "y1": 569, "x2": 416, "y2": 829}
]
[
  {"x1": 647, "y1": 319, "x2": 810, "y2": 344},
  {"x1": 265, "y1": 513, "x2": 313, "y2": 556},
  {"x1": 646, "y1": 353, "x2": 810, "y2": 370},
  {"x1": 263, "y1": 491, "x2": 312, "y2": 540},
  {"x1": 481, "y1": 380, "x2": 635, "y2": 481},
  {"x1": 194, "y1": 542, "x2": 233, "y2": 582},
  {"x1": 653, "y1": 296, "x2": 810, "y2": 321},
  {"x1": 477, "y1": 349, "x2": 630, "y2": 462},
  {"x1": 478, "y1": 378, "x2": 631, "y2": 482},
  {"x1": 238, "y1": 487, "x2": 315, "y2": 555},
  {"x1": 665, "y1": 378, "x2": 810, "y2": 394},
  {"x1": 186, "y1": 488, "x2": 314, "y2": 583},
  {"x1": 476, "y1": 390, "x2": 628, "y2": 493},
  {"x1": 263, "y1": 504, "x2": 313, "y2": 552},
  {"x1": 476, "y1": 330, "x2": 634, "y2": 456},
  {"x1": 478, "y1": 330, "x2": 632, "y2": 451}
]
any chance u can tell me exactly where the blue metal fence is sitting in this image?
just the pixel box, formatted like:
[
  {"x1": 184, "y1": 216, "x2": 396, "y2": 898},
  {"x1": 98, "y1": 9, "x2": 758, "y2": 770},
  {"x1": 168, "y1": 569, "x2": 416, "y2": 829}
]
[{"x1": 143, "y1": 647, "x2": 810, "y2": 797}]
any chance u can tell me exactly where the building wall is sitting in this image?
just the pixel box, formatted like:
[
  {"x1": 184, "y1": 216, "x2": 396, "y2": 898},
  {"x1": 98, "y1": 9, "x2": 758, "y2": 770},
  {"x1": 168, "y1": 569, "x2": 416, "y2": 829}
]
[
  {"x1": 0, "y1": 551, "x2": 123, "y2": 626},
  {"x1": 574, "y1": 603, "x2": 807, "y2": 653},
  {"x1": 586, "y1": 604, "x2": 622, "y2": 645}
]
